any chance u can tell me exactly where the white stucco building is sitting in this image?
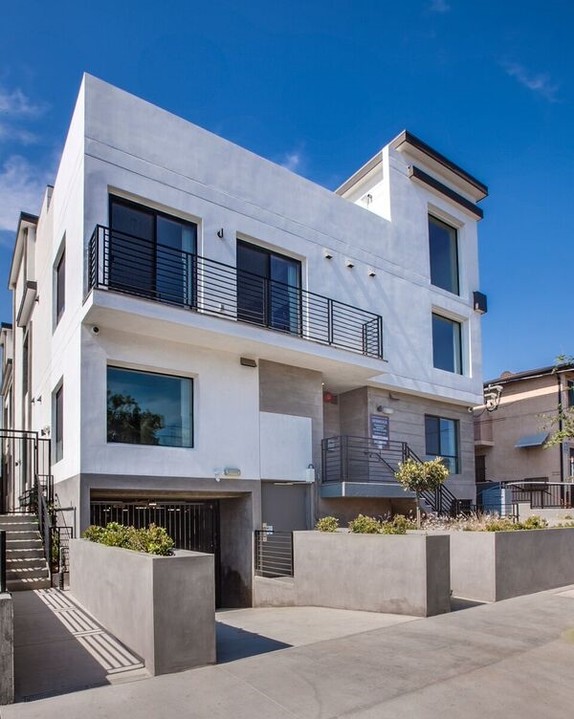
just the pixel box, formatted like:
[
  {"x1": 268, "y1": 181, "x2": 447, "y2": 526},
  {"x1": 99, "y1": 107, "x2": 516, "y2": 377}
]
[{"x1": 1, "y1": 75, "x2": 488, "y2": 605}]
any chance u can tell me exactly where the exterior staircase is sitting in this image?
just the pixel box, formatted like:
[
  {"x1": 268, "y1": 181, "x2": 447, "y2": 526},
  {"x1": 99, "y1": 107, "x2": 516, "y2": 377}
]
[{"x1": 0, "y1": 514, "x2": 51, "y2": 591}]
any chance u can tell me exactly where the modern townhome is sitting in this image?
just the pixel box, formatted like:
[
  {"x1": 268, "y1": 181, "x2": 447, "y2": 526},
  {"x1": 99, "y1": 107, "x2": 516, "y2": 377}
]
[
  {"x1": 475, "y1": 363, "x2": 574, "y2": 514},
  {"x1": 1, "y1": 74, "x2": 488, "y2": 605}
]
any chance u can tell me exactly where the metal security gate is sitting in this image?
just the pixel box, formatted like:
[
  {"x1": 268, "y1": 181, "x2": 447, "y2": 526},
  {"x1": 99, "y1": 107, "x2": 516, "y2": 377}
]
[{"x1": 90, "y1": 500, "x2": 221, "y2": 603}]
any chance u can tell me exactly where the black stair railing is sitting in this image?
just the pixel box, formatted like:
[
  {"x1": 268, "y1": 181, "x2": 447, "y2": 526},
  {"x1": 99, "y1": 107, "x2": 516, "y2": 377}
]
[
  {"x1": 88, "y1": 225, "x2": 384, "y2": 360},
  {"x1": 321, "y1": 435, "x2": 458, "y2": 515}
]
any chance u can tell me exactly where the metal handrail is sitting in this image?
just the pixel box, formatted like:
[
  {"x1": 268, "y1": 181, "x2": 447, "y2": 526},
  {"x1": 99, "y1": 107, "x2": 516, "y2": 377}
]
[
  {"x1": 88, "y1": 225, "x2": 384, "y2": 359},
  {"x1": 254, "y1": 530, "x2": 293, "y2": 578}
]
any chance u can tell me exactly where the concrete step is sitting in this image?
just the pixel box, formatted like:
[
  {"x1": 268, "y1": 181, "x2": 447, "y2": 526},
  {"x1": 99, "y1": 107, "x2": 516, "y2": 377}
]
[
  {"x1": 6, "y1": 547, "x2": 46, "y2": 559},
  {"x1": 6, "y1": 537, "x2": 43, "y2": 551},
  {"x1": 2, "y1": 529, "x2": 40, "y2": 540},
  {"x1": 0, "y1": 514, "x2": 39, "y2": 525},
  {"x1": 7, "y1": 576, "x2": 51, "y2": 591},
  {"x1": 6, "y1": 565, "x2": 50, "y2": 581}
]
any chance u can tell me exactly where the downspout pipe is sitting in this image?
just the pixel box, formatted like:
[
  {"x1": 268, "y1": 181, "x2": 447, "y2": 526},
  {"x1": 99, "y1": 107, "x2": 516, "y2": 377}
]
[{"x1": 558, "y1": 372, "x2": 564, "y2": 483}]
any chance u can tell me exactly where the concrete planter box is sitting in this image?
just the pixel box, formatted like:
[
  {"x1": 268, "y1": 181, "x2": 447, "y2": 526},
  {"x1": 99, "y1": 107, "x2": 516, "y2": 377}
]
[
  {"x1": 255, "y1": 531, "x2": 450, "y2": 617},
  {"x1": 69, "y1": 539, "x2": 215, "y2": 675},
  {"x1": 0, "y1": 593, "x2": 13, "y2": 705},
  {"x1": 450, "y1": 528, "x2": 574, "y2": 602}
]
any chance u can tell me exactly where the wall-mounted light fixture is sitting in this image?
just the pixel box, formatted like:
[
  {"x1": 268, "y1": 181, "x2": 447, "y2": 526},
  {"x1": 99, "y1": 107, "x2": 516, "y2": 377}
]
[
  {"x1": 368, "y1": 269, "x2": 376, "y2": 277},
  {"x1": 217, "y1": 228, "x2": 224, "y2": 239},
  {"x1": 224, "y1": 467, "x2": 241, "y2": 478},
  {"x1": 240, "y1": 357, "x2": 257, "y2": 368},
  {"x1": 376, "y1": 405, "x2": 394, "y2": 415},
  {"x1": 345, "y1": 259, "x2": 355, "y2": 269},
  {"x1": 40, "y1": 426, "x2": 50, "y2": 437},
  {"x1": 323, "y1": 249, "x2": 334, "y2": 260}
]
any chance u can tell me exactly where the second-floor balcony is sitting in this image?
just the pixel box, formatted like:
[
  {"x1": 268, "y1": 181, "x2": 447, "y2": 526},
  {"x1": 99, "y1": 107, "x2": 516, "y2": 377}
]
[{"x1": 88, "y1": 226, "x2": 384, "y2": 359}]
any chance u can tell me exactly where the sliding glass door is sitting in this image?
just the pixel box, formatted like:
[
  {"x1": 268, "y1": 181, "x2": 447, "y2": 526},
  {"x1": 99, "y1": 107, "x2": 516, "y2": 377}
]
[
  {"x1": 109, "y1": 197, "x2": 197, "y2": 305},
  {"x1": 236, "y1": 241, "x2": 301, "y2": 333}
]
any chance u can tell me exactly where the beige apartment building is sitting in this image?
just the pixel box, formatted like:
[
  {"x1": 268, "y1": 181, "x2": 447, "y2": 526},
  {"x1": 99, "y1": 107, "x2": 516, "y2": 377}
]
[{"x1": 475, "y1": 363, "x2": 574, "y2": 512}]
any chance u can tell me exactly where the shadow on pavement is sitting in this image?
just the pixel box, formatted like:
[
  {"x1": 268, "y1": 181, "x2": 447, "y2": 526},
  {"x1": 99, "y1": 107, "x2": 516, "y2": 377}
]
[
  {"x1": 216, "y1": 621, "x2": 291, "y2": 663},
  {"x1": 13, "y1": 590, "x2": 145, "y2": 702}
]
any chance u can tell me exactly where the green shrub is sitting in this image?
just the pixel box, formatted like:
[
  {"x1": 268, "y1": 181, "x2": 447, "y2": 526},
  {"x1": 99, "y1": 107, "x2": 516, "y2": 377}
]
[
  {"x1": 348, "y1": 514, "x2": 382, "y2": 534},
  {"x1": 315, "y1": 516, "x2": 340, "y2": 532},
  {"x1": 518, "y1": 516, "x2": 548, "y2": 530},
  {"x1": 557, "y1": 521, "x2": 574, "y2": 528},
  {"x1": 82, "y1": 522, "x2": 175, "y2": 556},
  {"x1": 482, "y1": 517, "x2": 518, "y2": 532},
  {"x1": 380, "y1": 514, "x2": 416, "y2": 535}
]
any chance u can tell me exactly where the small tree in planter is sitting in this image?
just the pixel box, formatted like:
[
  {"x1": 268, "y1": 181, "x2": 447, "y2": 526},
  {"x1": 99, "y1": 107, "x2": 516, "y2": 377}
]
[{"x1": 395, "y1": 458, "x2": 449, "y2": 529}]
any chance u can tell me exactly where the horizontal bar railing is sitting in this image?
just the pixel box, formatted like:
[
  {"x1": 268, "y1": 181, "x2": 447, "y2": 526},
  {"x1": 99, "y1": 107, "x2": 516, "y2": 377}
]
[
  {"x1": 322, "y1": 436, "x2": 412, "y2": 484},
  {"x1": 88, "y1": 226, "x2": 383, "y2": 359},
  {"x1": 254, "y1": 530, "x2": 293, "y2": 578}
]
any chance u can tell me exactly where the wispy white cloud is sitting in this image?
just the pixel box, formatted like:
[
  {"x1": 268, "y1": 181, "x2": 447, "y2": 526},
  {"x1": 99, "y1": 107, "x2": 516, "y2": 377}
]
[
  {"x1": 502, "y1": 61, "x2": 559, "y2": 102},
  {"x1": 429, "y1": 0, "x2": 450, "y2": 13},
  {"x1": 0, "y1": 87, "x2": 45, "y2": 117},
  {"x1": 0, "y1": 156, "x2": 52, "y2": 232},
  {"x1": 0, "y1": 84, "x2": 47, "y2": 148},
  {"x1": 280, "y1": 151, "x2": 302, "y2": 173}
]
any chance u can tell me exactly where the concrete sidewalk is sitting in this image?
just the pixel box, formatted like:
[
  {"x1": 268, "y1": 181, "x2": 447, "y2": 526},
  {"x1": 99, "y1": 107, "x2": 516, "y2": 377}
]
[{"x1": 2, "y1": 586, "x2": 574, "y2": 718}]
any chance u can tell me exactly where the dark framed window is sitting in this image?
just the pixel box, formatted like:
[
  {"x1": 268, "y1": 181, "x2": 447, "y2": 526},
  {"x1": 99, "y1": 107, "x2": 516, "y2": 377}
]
[
  {"x1": 55, "y1": 247, "x2": 66, "y2": 324},
  {"x1": 425, "y1": 415, "x2": 459, "y2": 474},
  {"x1": 429, "y1": 216, "x2": 459, "y2": 295},
  {"x1": 432, "y1": 313, "x2": 462, "y2": 374},
  {"x1": 109, "y1": 196, "x2": 197, "y2": 306},
  {"x1": 22, "y1": 332, "x2": 29, "y2": 399},
  {"x1": 237, "y1": 240, "x2": 301, "y2": 334},
  {"x1": 568, "y1": 380, "x2": 574, "y2": 408},
  {"x1": 53, "y1": 383, "x2": 64, "y2": 462},
  {"x1": 107, "y1": 366, "x2": 193, "y2": 448}
]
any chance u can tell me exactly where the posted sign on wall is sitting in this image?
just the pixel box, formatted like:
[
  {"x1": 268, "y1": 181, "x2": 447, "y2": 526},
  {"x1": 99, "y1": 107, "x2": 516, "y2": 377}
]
[{"x1": 370, "y1": 414, "x2": 390, "y2": 448}]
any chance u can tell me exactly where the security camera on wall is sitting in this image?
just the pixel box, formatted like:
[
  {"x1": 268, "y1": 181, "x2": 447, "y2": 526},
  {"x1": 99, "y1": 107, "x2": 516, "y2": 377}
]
[{"x1": 91, "y1": 326, "x2": 100, "y2": 335}]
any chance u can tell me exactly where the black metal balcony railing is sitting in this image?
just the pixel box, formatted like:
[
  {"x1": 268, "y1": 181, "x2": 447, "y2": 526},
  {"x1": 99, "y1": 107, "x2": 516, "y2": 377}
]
[
  {"x1": 322, "y1": 435, "x2": 419, "y2": 485},
  {"x1": 88, "y1": 226, "x2": 384, "y2": 359}
]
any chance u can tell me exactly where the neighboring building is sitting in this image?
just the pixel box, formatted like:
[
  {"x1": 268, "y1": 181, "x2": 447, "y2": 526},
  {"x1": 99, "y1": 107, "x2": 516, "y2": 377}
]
[
  {"x1": 1, "y1": 75, "x2": 488, "y2": 605},
  {"x1": 475, "y1": 364, "x2": 574, "y2": 511}
]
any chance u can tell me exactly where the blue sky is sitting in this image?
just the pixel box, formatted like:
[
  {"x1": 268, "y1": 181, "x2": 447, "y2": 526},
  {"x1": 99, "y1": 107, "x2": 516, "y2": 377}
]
[{"x1": 0, "y1": 0, "x2": 571, "y2": 380}]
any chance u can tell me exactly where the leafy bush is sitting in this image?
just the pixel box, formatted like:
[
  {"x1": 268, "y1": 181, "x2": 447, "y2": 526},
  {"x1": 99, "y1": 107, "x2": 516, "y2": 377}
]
[
  {"x1": 315, "y1": 516, "x2": 340, "y2": 532},
  {"x1": 519, "y1": 516, "x2": 548, "y2": 530},
  {"x1": 348, "y1": 514, "x2": 382, "y2": 534},
  {"x1": 82, "y1": 522, "x2": 175, "y2": 556},
  {"x1": 380, "y1": 514, "x2": 416, "y2": 534},
  {"x1": 482, "y1": 517, "x2": 518, "y2": 532}
]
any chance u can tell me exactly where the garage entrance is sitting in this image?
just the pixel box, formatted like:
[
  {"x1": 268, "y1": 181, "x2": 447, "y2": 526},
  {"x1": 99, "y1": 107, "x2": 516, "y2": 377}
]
[{"x1": 90, "y1": 499, "x2": 221, "y2": 603}]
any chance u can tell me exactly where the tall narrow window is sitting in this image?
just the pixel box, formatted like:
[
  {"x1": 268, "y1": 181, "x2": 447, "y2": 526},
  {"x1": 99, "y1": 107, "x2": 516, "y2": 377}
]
[
  {"x1": 55, "y1": 248, "x2": 66, "y2": 324},
  {"x1": 22, "y1": 333, "x2": 29, "y2": 400},
  {"x1": 425, "y1": 415, "x2": 459, "y2": 473},
  {"x1": 432, "y1": 313, "x2": 462, "y2": 374},
  {"x1": 237, "y1": 240, "x2": 301, "y2": 334},
  {"x1": 429, "y1": 216, "x2": 459, "y2": 295},
  {"x1": 568, "y1": 380, "x2": 574, "y2": 408},
  {"x1": 54, "y1": 383, "x2": 64, "y2": 462}
]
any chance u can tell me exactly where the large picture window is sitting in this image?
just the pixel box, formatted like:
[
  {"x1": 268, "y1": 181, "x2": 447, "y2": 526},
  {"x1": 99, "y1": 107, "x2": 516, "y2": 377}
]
[
  {"x1": 109, "y1": 197, "x2": 197, "y2": 306},
  {"x1": 425, "y1": 415, "x2": 459, "y2": 474},
  {"x1": 429, "y1": 216, "x2": 459, "y2": 295},
  {"x1": 107, "y1": 367, "x2": 193, "y2": 448},
  {"x1": 432, "y1": 313, "x2": 462, "y2": 374}
]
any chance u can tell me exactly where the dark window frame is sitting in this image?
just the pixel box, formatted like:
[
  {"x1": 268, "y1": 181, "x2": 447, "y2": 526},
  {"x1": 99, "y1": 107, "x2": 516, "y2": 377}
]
[
  {"x1": 425, "y1": 414, "x2": 460, "y2": 474},
  {"x1": 55, "y1": 244, "x2": 66, "y2": 325},
  {"x1": 428, "y1": 215, "x2": 460, "y2": 295},
  {"x1": 53, "y1": 381, "x2": 64, "y2": 463},
  {"x1": 106, "y1": 365, "x2": 194, "y2": 449},
  {"x1": 236, "y1": 239, "x2": 302, "y2": 333},
  {"x1": 432, "y1": 313, "x2": 463, "y2": 374},
  {"x1": 108, "y1": 195, "x2": 198, "y2": 305}
]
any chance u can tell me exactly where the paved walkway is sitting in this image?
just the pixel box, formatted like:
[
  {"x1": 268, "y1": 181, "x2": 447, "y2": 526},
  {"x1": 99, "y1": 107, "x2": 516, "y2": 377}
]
[{"x1": 2, "y1": 586, "x2": 574, "y2": 718}]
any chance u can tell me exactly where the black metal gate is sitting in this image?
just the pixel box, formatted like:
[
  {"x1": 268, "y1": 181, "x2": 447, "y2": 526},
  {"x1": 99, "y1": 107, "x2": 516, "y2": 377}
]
[
  {"x1": 90, "y1": 500, "x2": 221, "y2": 602},
  {"x1": 0, "y1": 429, "x2": 52, "y2": 513}
]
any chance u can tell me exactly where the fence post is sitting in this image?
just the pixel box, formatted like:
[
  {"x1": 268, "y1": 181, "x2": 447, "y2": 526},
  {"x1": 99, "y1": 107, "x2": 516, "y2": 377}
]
[{"x1": 0, "y1": 532, "x2": 6, "y2": 593}]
